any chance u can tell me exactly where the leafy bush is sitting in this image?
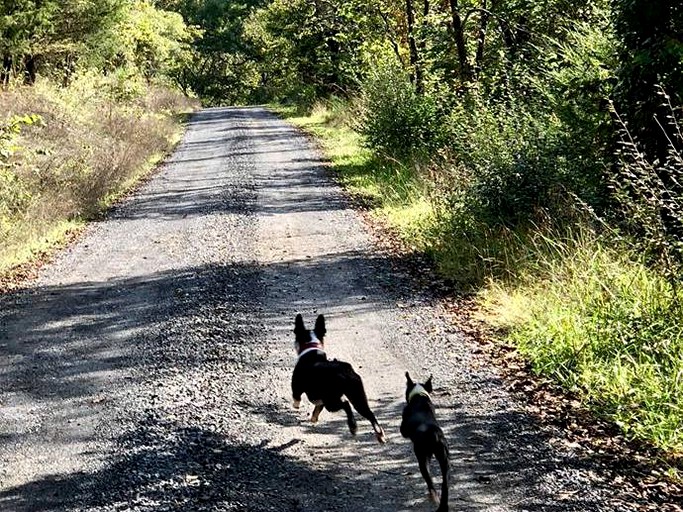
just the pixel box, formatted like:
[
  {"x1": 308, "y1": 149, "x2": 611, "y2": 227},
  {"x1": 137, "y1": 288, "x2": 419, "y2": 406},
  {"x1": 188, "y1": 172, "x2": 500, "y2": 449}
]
[
  {"x1": 416, "y1": 95, "x2": 579, "y2": 287},
  {"x1": 357, "y1": 60, "x2": 444, "y2": 160},
  {"x1": 536, "y1": 18, "x2": 616, "y2": 210},
  {"x1": 426, "y1": 17, "x2": 617, "y2": 284},
  {"x1": 447, "y1": 97, "x2": 565, "y2": 225}
]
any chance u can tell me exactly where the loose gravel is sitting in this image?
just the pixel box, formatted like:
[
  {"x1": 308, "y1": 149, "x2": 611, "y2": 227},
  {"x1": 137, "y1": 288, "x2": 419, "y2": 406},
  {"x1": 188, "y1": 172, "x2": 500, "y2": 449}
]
[{"x1": 0, "y1": 107, "x2": 667, "y2": 511}]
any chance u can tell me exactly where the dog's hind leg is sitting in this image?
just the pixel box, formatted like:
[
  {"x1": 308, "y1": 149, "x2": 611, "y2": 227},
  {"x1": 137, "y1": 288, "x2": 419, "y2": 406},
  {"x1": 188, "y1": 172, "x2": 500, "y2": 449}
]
[
  {"x1": 310, "y1": 404, "x2": 324, "y2": 423},
  {"x1": 324, "y1": 398, "x2": 358, "y2": 435},
  {"x1": 434, "y1": 441, "x2": 449, "y2": 512},
  {"x1": 415, "y1": 450, "x2": 438, "y2": 504},
  {"x1": 291, "y1": 367, "x2": 305, "y2": 410},
  {"x1": 347, "y1": 390, "x2": 386, "y2": 443},
  {"x1": 341, "y1": 400, "x2": 358, "y2": 435}
]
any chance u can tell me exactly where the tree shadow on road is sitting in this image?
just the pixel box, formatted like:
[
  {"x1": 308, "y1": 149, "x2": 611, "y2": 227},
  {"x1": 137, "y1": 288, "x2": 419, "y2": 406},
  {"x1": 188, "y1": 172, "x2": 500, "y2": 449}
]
[
  {"x1": 242, "y1": 386, "x2": 621, "y2": 512},
  {"x1": 0, "y1": 419, "x2": 390, "y2": 512},
  {"x1": 0, "y1": 245, "x2": 659, "y2": 511}
]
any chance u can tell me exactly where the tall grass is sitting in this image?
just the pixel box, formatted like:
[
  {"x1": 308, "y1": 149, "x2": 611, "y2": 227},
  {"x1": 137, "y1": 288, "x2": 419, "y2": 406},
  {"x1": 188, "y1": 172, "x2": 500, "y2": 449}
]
[
  {"x1": 0, "y1": 74, "x2": 197, "y2": 273},
  {"x1": 481, "y1": 229, "x2": 683, "y2": 455}
]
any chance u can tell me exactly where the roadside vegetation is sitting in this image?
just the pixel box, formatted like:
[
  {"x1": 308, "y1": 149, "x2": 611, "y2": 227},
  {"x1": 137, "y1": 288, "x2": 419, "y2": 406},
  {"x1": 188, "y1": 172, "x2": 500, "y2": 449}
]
[
  {"x1": 0, "y1": 1, "x2": 198, "y2": 276},
  {"x1": 259, "y1": 1, "x2": 683, "y2": 462}
]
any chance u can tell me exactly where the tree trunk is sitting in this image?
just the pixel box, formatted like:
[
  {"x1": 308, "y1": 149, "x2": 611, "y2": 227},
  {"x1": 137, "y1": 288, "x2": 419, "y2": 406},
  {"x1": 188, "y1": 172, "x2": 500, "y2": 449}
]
[
  {"x1": 1, "y1": 55, "x2": 12, "y2": 87},
  {"x1": 406, "y1": 0, "x2": 422, "y2": 93},
  {"x1": 23, "y1": 54, "x2": 37, "y2": 85},
  {"x1": 416, "y1": 0, "x2": 429, "y2": 93},
  {"x1": 447, "y1": 0, "x2": 470, "y2": 81},
  {"x1": 474, "y1": 0, "x2": 490, "y2": 78},
  {"x1": 62, "y1": 53, "x2": 77, "y2": 88}
]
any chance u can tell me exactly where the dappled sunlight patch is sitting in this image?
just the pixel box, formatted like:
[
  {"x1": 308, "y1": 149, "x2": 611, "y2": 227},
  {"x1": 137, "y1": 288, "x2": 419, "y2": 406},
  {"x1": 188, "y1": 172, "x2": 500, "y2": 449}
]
[{"x1": 379, "y1": 197, "x2": 436, "y2": 252}]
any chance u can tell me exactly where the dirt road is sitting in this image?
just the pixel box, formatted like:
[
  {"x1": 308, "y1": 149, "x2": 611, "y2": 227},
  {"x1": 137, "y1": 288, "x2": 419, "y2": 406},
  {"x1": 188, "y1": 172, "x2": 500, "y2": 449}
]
[{"x1": 0, "y1": 107, "x2": 641, "y2": 511}]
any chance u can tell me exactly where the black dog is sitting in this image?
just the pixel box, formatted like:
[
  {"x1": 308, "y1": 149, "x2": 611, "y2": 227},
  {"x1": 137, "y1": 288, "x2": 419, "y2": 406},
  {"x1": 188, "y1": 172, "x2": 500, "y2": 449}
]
[
  {"x1": 401, "y1": 372, "x2": 449, "y2": 511},
  {"x1": 291, "y1": 313, "x2": 386, "y2": 443}
]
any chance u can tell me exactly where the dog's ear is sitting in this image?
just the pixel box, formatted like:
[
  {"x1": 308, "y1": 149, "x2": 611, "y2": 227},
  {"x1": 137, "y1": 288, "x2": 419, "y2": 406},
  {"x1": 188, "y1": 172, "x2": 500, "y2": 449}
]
[
  {"x1": 424, "y1": 375, "x2": 433, "y2": 393},
  {"x1": 405, "y1": 372, "x2": 414, "y2": 387},
  {"x1": 294, "y1": 314, "x2": 306, "y2": 333},
  {"x1": 314, "y1": 314, "x2": 326, "y2": 339}
]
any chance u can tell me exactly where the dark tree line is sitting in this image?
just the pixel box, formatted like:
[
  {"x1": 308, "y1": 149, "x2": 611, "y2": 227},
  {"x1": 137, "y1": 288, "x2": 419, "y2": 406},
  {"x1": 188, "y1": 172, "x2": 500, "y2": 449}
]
[{"x1": 3, "y1": 0, "x2": 680, "y2": 167}]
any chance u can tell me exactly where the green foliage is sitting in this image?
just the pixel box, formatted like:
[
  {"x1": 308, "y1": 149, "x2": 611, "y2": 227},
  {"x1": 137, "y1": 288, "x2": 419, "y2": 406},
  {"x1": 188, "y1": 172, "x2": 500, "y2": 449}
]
[
  {"x1": 245, "y1": 0, "x2": 389, "y2": 103},
  {"x1": 534, "y1": 19, "x2": 616, "y2": 209},
  {"x1": 0, "y1": 0, "x2": 192, "y2": 87},
  {"x1": 0, "y1": 114, "x2": 39, "y2": 215},
  {"x1": 0, "y1": 0, "x2": 128, "y2": 79},
  {"x1": 0, "y1": 113, "x2": 40, "y2": 163},
  {"x1": 157, "y1": 0, "x2": 264, "y2": 104},
  {"x1": 490, "y1": 232, "x2": 683, "y2": 454},
  {"x1": 89, "y1": 1, "x2": 195, "y2": 81},
  {"x1": 0, "y1": 1, "x2": 60, "y2": 57},
  {"x1": 357, "y1": 60, "x2": 443, "y2": 159},
  {"x1": 0, "y1": 114, "x2": 41, "y2": 241},
  {"x1": 448, "y1": 98, "x2": 564, "y2": 224}
]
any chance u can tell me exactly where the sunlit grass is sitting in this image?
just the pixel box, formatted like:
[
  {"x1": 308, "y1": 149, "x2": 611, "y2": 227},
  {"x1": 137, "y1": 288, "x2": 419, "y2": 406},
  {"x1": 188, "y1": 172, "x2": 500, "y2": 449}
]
[
  {"x1": 0, "y1": 220, "x2": 83, "y2": 274},
  {"x1": 481, "y1": 229, "x2": 683, "y2": 456}
]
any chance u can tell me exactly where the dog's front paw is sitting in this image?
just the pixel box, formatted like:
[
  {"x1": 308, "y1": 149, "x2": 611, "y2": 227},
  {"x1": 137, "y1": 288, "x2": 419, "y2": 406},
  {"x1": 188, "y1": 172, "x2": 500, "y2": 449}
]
[{"x1": 292, "y1": 399, "x2": 301, "y2": 409}]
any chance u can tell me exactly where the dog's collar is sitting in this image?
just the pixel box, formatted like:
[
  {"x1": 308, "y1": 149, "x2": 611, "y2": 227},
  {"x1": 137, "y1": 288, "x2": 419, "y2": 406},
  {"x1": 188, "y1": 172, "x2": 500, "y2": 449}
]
[
  {"x1": 297, "y1": 332, "x2": 325, "y2": 359},
  {"x1": 297, "y1": 346, "x2": 325, "y2": 359},
  {"x1": 407, "y1": 384, "x2": 431, "y2": 402}
]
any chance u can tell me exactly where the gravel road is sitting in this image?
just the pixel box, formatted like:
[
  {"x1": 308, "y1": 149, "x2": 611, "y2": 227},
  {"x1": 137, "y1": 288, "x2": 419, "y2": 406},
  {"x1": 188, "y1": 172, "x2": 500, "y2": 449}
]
[{"x1": 0, "y1": 107, "x2": 655, "y2": 511}]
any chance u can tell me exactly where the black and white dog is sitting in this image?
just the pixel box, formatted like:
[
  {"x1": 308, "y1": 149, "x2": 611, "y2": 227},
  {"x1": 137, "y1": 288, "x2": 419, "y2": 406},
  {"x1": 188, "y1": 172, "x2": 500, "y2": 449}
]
[
  {"x1": 291, "y1": 313, "x2": 386, "y2": 443},
  {"x1": 401, "y1": 372, "x2": 449, "y2": 511}
]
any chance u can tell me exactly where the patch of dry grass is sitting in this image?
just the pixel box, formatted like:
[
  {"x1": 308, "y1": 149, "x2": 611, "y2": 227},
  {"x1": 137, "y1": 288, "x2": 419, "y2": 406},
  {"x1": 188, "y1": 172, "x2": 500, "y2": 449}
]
[{"x1": 0, "y1": 75, "x2": 198, "y2": 272}]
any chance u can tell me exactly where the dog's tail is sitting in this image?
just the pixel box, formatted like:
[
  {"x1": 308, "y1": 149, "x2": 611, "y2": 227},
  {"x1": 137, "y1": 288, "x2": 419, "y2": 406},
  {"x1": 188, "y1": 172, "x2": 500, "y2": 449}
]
[{"x1": 343, "y1": 369, "x2": 386, "y2": 443}]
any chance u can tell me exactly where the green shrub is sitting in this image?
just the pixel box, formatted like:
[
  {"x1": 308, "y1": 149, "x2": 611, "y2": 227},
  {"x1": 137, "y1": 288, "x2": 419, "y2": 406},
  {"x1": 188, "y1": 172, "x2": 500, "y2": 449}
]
[
  {"x1": 536, "y1": 18, "x2": 616, "y2": 211},
  {"x1": 357, "y1": 60, "x2": 444, "y2": 160}
]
